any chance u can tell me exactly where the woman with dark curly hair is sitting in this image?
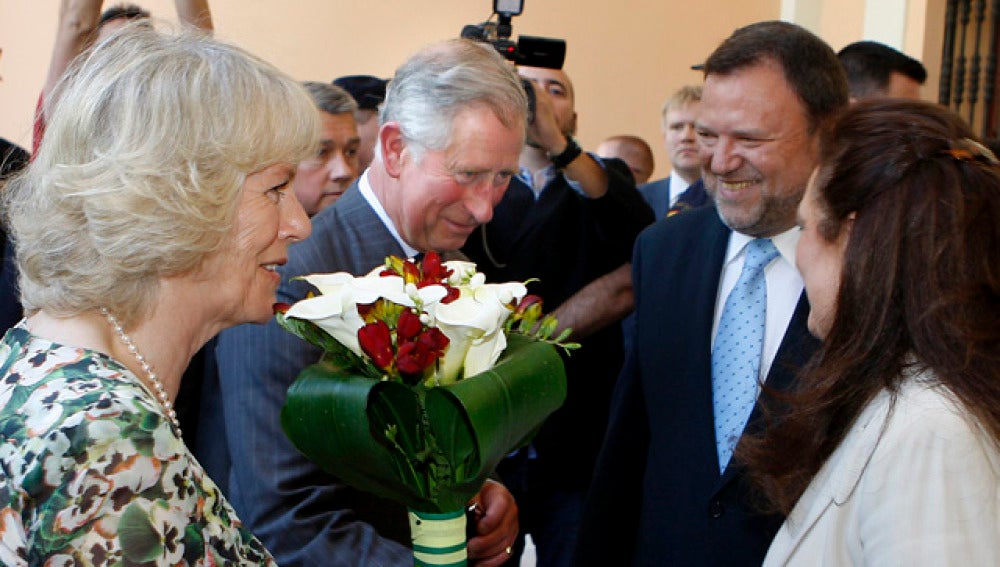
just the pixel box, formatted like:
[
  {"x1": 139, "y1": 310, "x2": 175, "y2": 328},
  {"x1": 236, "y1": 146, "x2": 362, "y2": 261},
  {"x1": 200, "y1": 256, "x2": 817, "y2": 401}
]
[{"x1": 744, "y1": 99, "x2": 1000, "y2": 565}]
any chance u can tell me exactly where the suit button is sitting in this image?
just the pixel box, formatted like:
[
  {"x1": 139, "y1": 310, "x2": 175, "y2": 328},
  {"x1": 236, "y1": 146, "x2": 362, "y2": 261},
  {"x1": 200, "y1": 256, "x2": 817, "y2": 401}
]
[{"x1": 708, "y1": 500, "x2": 724, "y2": 518}]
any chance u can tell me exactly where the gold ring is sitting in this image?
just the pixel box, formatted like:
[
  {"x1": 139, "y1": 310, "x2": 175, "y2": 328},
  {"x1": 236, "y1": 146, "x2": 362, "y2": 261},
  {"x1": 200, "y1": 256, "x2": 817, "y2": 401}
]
[{"x1": 504, "y1": 546, "x2": 512, "y2": 555}]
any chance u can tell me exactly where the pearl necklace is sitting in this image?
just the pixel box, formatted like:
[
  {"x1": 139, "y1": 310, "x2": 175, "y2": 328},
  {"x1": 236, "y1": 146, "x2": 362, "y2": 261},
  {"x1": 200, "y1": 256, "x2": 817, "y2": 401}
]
[{"x1": 100, "y1": 308, "x2": 182, "y2": 434}]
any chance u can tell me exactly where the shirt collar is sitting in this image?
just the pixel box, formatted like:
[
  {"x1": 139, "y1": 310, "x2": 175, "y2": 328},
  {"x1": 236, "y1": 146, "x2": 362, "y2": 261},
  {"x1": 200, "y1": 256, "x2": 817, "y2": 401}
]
[
  {"x1": 357, "y1": 169, "x2": 420, "y2": 259},
  {"x1": 724, "y1": 225, "x2": 801, "y2": 269},
  {"x1": 668, "y1": 171, "x2": 691, "y2": 205}
]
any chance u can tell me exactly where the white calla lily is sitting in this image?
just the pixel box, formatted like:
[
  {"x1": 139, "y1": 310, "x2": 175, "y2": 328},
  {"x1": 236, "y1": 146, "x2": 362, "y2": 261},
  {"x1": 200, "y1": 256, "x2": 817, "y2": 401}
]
[
  {"x1": 289, "y1": 271, "x2": 418, "y2": 357},
  {"x1": 285, "y1": 289, "x2": 367, "y2": 357},
  {"x1": 430, "y1": 282, "x2": 527, "y2": 385},
  {"x1": 412, "y1": 284, "x2": 449, "y2": 307}
]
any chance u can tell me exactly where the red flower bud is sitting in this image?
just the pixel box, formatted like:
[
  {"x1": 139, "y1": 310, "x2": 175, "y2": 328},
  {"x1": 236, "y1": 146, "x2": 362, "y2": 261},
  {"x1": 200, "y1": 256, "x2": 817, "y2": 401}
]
[
  {"x1": 396, "y1": 309, "x2": 423, "y2": 342},
  {"x1": 396, "y1": 328, "x2": 449, "y2": 376},
  {"x1": 358, "y1": 321, "x2": 394, "y2": 370},
  {"x1": 440, "y1": 285, "x2": 461, "y2": 304},
  {"x1": 273, "y1": 302, "x2": 291, "y2": 315},
  {"x1": 420, "y1": 252, "x2": 453, "y2": 283},
  {"x1": 514, "y1": 294, "x2": 544, "y2": 316},
  {"x1": 395, "y1": 341, "x2": 428, "y2": 375},
  {"x1": 420, "y1": 327, "x2": 450, "y2": 352}
]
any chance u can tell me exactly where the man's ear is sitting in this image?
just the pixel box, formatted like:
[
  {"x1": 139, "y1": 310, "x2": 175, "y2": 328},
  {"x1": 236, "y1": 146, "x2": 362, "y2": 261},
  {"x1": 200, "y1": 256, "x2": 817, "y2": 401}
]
[{"x1": 380, "y1": 121, "x2": 406, "y2": 178}]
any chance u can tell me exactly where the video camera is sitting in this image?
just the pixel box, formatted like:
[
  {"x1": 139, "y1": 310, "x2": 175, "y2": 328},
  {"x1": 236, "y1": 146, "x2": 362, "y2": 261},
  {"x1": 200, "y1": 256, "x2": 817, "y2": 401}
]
[{"x1": 460, "y1": 0, "x2": 566, "y2": 70}]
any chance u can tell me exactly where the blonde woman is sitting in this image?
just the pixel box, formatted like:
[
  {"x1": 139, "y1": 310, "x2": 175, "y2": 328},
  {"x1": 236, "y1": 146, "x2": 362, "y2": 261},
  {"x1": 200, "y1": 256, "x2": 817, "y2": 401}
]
[{"x1": 0, "y1": 26, "x2": 318, "y2": 564}]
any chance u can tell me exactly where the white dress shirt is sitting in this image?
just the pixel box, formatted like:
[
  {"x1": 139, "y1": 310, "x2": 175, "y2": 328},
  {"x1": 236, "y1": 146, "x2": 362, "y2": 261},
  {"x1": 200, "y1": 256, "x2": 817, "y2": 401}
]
[
  {"x1": 668, "y1": 170, "x2": 692, "y2": 206},
  {"x1": 357, "y1": 170, "x2": 419, "y2": 259}
]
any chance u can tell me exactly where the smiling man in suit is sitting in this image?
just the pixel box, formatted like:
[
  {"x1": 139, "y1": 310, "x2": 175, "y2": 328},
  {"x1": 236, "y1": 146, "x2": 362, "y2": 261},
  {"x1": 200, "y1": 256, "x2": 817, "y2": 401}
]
[
  {"x1": 196, "y1": 39, "x2": 526, "y2": 567},
  {"x1": 575, "y1": 21, "x2": 848, "y2": 566}
]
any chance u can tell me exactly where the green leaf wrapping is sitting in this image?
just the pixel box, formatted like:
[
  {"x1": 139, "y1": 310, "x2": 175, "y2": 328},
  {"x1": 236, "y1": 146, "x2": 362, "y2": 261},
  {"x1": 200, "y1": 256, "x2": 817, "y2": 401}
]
[{"x1": 280, "y1": 333, "x2": 566, "y2": 512}]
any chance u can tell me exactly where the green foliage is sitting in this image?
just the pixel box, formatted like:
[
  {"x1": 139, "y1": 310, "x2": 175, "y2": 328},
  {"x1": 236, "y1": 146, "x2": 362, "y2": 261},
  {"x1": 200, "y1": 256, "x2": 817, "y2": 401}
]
[
  {"x1": 506, "y1": 312, "x2": 581, "y2": 355},
  {"x1": 281, "y1": 334, "x2": 567, "y2": 513}
]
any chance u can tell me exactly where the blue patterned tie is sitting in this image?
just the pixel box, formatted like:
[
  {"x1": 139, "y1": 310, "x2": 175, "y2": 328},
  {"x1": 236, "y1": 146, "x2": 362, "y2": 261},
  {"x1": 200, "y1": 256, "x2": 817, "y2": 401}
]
[{"x1": 712, "y1": 238, "x2": 780, "y2": 471}]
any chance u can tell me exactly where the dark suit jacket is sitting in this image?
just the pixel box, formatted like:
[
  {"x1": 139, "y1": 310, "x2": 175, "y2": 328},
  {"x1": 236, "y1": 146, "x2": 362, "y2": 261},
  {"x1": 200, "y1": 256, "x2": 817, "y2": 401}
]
[
  {"x1": 575, "y1": 206, "x2": 819, "y2": 566},
  {"x1": 196, "y1": 184, "x2": 412, "y2": 566},
  {"x1": 637, "y1": 177, "x2": 671, "y2": 219},
  {"x1": 0, "y1": 139, "x2": 30, "y2": 333},
  {"x1": 462, "y1": 160, "x2": 653, "y2": 490},
  {"x1": 638, "y1": 177, "x2": 709, "y2": 219}
]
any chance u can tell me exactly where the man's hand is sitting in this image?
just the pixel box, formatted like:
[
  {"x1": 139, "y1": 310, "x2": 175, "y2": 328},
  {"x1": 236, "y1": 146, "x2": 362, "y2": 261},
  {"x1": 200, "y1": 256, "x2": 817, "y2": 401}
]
[
  {"x1": 524, "y1": 80, "x2": 567, "y2": 154},
  {"x1": 466, "y1": 479, "x2": 519, "y2": 566}
]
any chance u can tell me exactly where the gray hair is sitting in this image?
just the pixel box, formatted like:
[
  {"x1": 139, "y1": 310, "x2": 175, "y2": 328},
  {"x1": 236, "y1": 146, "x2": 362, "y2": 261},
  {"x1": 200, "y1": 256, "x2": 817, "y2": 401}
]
[
  {"x1": 4, "y1": 25, "x2": 319, "y2": 326},
  {"x1": 302, "y1": 81, "x2": 358, "y2": 116},
  {"x1": 378, "y1": 39, "x2": 527, "y2": 161}
]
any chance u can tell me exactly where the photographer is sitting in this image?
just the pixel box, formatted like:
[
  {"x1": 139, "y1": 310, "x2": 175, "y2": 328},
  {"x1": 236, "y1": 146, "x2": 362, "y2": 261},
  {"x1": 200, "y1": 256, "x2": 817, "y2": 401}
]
[{"x1": 462, "y1": 64, "x2": 653, "y2": 566}]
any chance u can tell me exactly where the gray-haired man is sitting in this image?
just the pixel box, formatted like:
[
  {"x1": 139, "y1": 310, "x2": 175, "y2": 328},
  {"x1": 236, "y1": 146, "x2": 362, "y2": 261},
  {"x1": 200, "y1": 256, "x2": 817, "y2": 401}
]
[{"x1": 199, "y1": 39, "x2": 527, "y2": 567}]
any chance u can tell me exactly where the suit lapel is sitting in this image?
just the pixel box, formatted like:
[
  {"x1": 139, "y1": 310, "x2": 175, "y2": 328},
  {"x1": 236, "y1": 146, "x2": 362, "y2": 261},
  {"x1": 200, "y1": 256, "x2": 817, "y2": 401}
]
[
  {"x1": 639, "y1": 209, "x2": 731, "y2": 479},
  {"x1": 306, "y1": 182, "x2": 406, "y2": 276},
  {"x1": 765, "y1": 389, "x2": 892, "y2": 563}
]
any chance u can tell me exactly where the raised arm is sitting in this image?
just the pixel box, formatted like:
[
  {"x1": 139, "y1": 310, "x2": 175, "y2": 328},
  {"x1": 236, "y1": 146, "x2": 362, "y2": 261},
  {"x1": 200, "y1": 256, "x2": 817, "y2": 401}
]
[
  {"x1": 551, "y1": 263, "x2": 634, "y2": 341},
  {"x1": 174, "y1": 0, "x2": 213, "y2": 32},
  {"x1": 43, "y1": 0, "x2": 103, "y2": 105}
]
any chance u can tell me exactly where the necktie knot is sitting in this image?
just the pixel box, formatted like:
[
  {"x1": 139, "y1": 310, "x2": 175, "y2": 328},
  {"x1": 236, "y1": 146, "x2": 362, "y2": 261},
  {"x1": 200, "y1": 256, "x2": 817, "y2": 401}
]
[{"x1": 743, "y1": 238, "x2": 779, "y2": 275}]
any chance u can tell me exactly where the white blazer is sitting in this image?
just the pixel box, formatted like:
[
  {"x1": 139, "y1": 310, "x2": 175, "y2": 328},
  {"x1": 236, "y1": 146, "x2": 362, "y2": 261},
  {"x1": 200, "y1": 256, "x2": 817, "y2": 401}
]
[{"x1": 764, "y1": 369, "x2": 1000, "y2": 566}]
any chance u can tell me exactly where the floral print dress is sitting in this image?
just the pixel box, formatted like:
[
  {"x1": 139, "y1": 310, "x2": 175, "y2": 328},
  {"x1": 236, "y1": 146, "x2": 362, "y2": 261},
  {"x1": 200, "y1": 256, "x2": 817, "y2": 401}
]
[{"x1": 0, "y1": 324, "x2": 276, "y2": 566}]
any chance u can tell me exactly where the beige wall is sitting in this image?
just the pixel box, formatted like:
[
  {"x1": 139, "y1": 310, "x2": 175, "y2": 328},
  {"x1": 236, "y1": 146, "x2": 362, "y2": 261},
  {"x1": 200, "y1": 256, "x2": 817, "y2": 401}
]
[
  {"x1": 2, "y1": 0, "x2": 940, "y2": 181},
  {"x1": 1, "y1": 0, "x2": 780, "y2": 181}
]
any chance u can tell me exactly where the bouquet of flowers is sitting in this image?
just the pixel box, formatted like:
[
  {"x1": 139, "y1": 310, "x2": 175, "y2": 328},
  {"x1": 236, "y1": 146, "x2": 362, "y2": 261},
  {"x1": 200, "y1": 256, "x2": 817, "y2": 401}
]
[{"x1": 275, "y1": 253, "x2": 572, "y2": 566}]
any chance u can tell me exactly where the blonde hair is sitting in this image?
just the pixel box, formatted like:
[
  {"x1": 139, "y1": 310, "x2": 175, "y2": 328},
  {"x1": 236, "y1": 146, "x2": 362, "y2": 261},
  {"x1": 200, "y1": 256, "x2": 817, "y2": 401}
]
[
  {"x1": 5, "y1": 25, "x2": 319, "y2": 326},
  {"x1": 660, "y1": 85, "x2": 702, "y2": 129}
]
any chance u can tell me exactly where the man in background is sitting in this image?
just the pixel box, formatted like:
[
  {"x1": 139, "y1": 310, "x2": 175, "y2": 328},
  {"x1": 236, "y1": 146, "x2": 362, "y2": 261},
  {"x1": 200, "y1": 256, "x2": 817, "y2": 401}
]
[
  {"x1": 837, "y1": 40, "x2": 926, "y2": 100},
  {"x1": 596, "y1": 134, "x2": 655, "y2": 184},
  {"x1": 638, "y1": 85, "x2": 706, "y2": 218},
  {"x1": 333, "y1": 74, "x2": 388, "y2": 173},
  {"x1": 463, "y1": 64, "x2": 652, "y2": 566},
  {"x1": 294, "y1": 82, "x2": 360, "y2": 216},
  {"x1": 577, "y1": 21, "x2": 845, "y2": 565}
]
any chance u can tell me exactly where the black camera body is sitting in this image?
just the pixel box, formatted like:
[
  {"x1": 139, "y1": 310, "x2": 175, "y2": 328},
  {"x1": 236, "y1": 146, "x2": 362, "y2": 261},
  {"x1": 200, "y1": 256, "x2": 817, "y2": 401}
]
[
  {"x1": 460, "y1": 1, "x2": 565, "y2": 123},
  {"x1": 460, "y1": 0, "x2": 565, "y2": 70}
]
